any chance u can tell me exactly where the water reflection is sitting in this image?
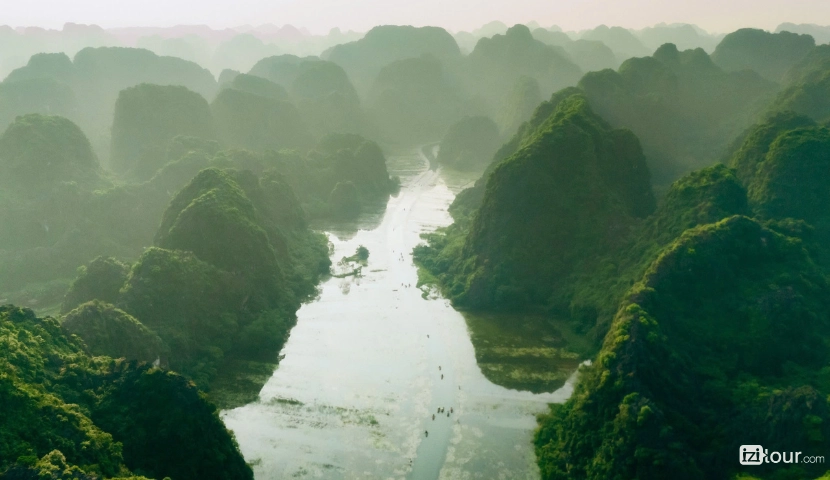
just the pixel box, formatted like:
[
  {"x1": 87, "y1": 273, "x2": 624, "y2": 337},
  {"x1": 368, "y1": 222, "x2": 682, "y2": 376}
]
[{"x1": 221, "y1": 149, "x2": 581, "y2": 479}]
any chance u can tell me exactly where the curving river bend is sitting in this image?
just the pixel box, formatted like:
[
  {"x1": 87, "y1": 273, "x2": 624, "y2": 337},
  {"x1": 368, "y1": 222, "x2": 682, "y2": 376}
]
[{"x1": 221, "y1": 149, "x2": 580, "y2": 479}]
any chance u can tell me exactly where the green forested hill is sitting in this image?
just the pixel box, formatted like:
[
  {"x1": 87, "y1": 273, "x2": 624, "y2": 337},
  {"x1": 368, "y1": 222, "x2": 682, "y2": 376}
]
[
  {"x1": 711, "y1": 28, "x2": 815, "y2": 82},
  {"x1": 367, "y1": 54, "x2": 470, "y2": 145},
  {"x1": 323, "y1": 25, "x2": 462, "y2": 94},
  {"x1": 58, "y1": 167, "x2": 331, "y2": 388},
  {"x1": 0, "y1": 113, "x2": 102, "y2": 189},
  {"x1": 211, "y1": 87, "x2": 313, "y2": 152},
  {"x1": 0, "y1": 304, "x2": 252, "y2": 480},
  {"x1": 580, "y1": 42, "x2": 777, "y2": 183},
  {"x1": 465, "y1": 24, "x2": 583, "y2": 108},
  {"x1": 728, "y1": 111, "x2": 830, "y2": 268},
  {"x1": 415, "y1": 76, "x2": 830, "y2": 479},
  {"x1": 415, "y1": 92, "x2": 654, "y2": 310},
  {"x1": 248, "y1": 55, "x2": 367, "y2": 137},
  {"x1": 769, "y1": 45, "x2": 830, "y2": 122},
  {"x1": 110, "y1": 83, "x2": 216, "y2": 180},
  {"x1": 535, "y1": 216, "x2": 830, "y2": 480}
]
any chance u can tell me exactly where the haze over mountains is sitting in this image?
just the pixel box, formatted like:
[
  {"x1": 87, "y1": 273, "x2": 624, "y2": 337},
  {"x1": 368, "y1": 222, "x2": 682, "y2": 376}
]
[
  {"x1": 0, "y1": 20, "x2": 827, "y2": 78},
  {"x1": 2, "y1": 9, "x2": 830, "y2": 480}
]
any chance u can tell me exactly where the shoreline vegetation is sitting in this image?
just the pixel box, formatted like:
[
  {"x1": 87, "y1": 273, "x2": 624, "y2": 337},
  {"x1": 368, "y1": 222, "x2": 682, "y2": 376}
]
[
  {"x1": 1, "y1": 18, "x2": 829, "y2": 480},
  {"x1": 414, "y1": 29, "x2": 830, "y2": 480}
]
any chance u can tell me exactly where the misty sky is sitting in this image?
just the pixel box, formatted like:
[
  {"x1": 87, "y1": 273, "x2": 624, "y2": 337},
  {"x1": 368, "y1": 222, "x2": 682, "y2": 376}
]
[{"x1": 5, "y1": 0, "x2": 829, "y2": 34}]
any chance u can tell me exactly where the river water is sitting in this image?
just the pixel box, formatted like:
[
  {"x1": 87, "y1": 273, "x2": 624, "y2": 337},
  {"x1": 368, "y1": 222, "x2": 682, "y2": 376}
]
[{"x1": 221, "y1": 149, "x2": 579, "y2": 479}]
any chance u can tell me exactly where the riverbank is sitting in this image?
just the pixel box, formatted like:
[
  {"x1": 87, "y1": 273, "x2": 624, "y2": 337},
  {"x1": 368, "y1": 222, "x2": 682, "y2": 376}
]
[{"x1": 220, "y1": 148, "x2": 582, "y2": 479}]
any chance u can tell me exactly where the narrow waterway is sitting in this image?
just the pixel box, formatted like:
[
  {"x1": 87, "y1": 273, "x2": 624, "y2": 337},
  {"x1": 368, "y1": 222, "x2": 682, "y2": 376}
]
[{"x1": 221, "y1": 149, "x2": 580, "y2": 479}]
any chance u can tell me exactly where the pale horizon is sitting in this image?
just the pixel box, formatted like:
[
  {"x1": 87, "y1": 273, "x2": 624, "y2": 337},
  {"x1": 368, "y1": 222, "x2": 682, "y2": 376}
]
[{"x1": 3, "y1": 0, "x2": 829, "y2": 36}]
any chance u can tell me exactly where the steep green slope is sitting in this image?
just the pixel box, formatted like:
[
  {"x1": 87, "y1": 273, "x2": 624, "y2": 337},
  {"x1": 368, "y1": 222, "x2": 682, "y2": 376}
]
[
  {"x1": 770, "y1": 45, "x2": 830, "y2": 122},
  {"x1": 154, "y1": 168, "x2": 290, "y2": 310},
  {"x1": 416, "y1": 92, "x2": 654, "y2": 310},
  {"x1": 247, "y1": 55, "x2": 367, "y2": 137},
  {"x1": 580, "y1": 25, "x2": 651, "y2": 60},
  {"x1": 566, "y1": 164, "x2": 749, "y2": 337},
  {"x1": 224, "y1": 72, "x2": 289, "y2": 101},
  {"x1": 367, "y1": 54, "x2": 470, "y2": 145},
  {"x1": 728, "y1": 112, "x2": 830, "y2": 268},
  {"x1": 0, "y1": 77, "x2": 77, "y2": 130},
  {"x1": 71, "y1": 46, "x2": 217, "y2": 122},
  {"x1": 580, "y1": 43, "x2": 777, "y2": 183},
  {"x1": 61, "y1": 300, "x2": 166, "y2": 363},
  {"x1": 4, "y1": 52, "x2": 75, "y2": 85},
  {"x1": 61, "y1": 256, "x2": 131, "y2": 314},
  {"x1": 110, "y1": 83, "x2": 216, "y2": 180},
  {"x1": 745, "y1": 126, "x2": 830, "y2": 223},
  {"x1": 0, "y1": 115, "x2": 123, "y2": 300},
  {"x1": 712, "y1": 28, "x2": 815, "y2": 82},
  {"x1": 0, "y1": 113, "x2": 101, "y2": 189},
  {"x1": 323, "y1": 25, "x2": 462, "y2": 94},
  {"x1": 418, "y1": 92, "x2": 755, "y2": 347},
  {"x1": 497, "y1": 75, "x2": 543, "y2": 136},
  {"x1": 58, "y1": 167, "x2": 330, "y2": 389},
  {"x1": 465, "y1": 24, "x2": 582, "y2": 107},
  {"x1": 442, "y1": 86, "x2": 584, "y2": 221},
  {"x1": 116, "y1": 247, "x2": 247, "y2": 385},
  {"x1": 213, "y1": 134, "x2": 397, "y2": 219},
  {"x1": 314, "y1": 133, "x2": 395, "y2": 196},
  {"x1": 211, "y1": 87, "x2": 313, "y2": 152},
  {"x1": 535, "y1": 216, "x2": 830, "y2": 480},
  {"x1": 0, "y1": 305, "x2": 252, "y2": 479}
]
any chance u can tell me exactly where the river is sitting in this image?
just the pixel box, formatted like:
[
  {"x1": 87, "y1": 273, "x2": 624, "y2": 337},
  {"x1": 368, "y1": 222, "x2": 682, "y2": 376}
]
[{"x1": 220, "y1": 148, "x2": 580, "y2": 479}]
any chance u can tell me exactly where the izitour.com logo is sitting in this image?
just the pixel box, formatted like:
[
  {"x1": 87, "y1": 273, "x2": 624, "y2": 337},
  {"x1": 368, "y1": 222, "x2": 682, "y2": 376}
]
[{"x1": 740, "y1": 445, "x2": 824, "y2": 465}]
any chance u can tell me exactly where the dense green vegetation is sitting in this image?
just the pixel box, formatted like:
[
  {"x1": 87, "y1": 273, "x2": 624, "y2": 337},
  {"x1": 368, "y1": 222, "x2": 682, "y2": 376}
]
[
  {"x1": 323, "y1": 25, "x2": 462, "y2": 94},
  {"x1": 416, "y1": 92, "x2": 654, "y2": 311},
  {"x1": 535, "y1": 216, "x2": 830, "y2": 480},
  {"x1": 565, "y1": 164, "x2": 749, "y2": 336},
  {"x1": 769, "y1": 45, "x2": 830, "y2": 122},
  {"x1": 62, "y1": 300, "x2": 167, "y2": 363},
  {"x1": 0, "y1": 304, "x2": 252, "y2": 479},
  {"x1": 222, "y1": 72, "x2": 289, "y2": 101},
  {"x1": 211, "y1": 87, "x2": 312, "y2": 152},
  {"x1": 728, "y1": 111, "x2": 830, "y2": 268},
  {"x1": 580, "y1": 42, "x2": 778, "y2": 183},
  {"x1": 86, "y1": 167, "x2": 332, "y2": 388},
  {"x1": 248, "y1": 55, "x2": 367, "y2": 137},
  {"x1": 416, "y1": 67, "x2": 830, "y2": 477},
  {"x1": 155, "y1": 133, "x2": 398, "y2": 220},
  {"x1": 110, "y1": 84, "x2": 216, "y2": 180},
  {"x1": 4, "y1": 19, "x2": 830, "y2": 480},
  {"x1": 3, "y1": 46, "x2": 218, "y2": 164},
  {"x1": 0, "y1": 113, "x2": 101, "y2": 189},
  {"x1": 0, "y1": 76, "x2": 77, "y2": 130},
  {"x1": 61, "y1": 256, "x2": 131, "y2": 314},
  {"x1": 531, "y1": 29, "x2": 619, "y2": 74},
  {"x1": 711, "y1": 28, "x2": 815, "y2": 82},
  {"x1": 465, "y1": 24, "x2": 583, "y2": 110},
  {"x1": 580, "y1": 25, "x2": 651, "y2": 60},
  {"x1": 367, "y1": 54, "x2": 471, "y2": 145},
  {"x1": 0, "y1": 114, "x2": 124, "y2": 302}
]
